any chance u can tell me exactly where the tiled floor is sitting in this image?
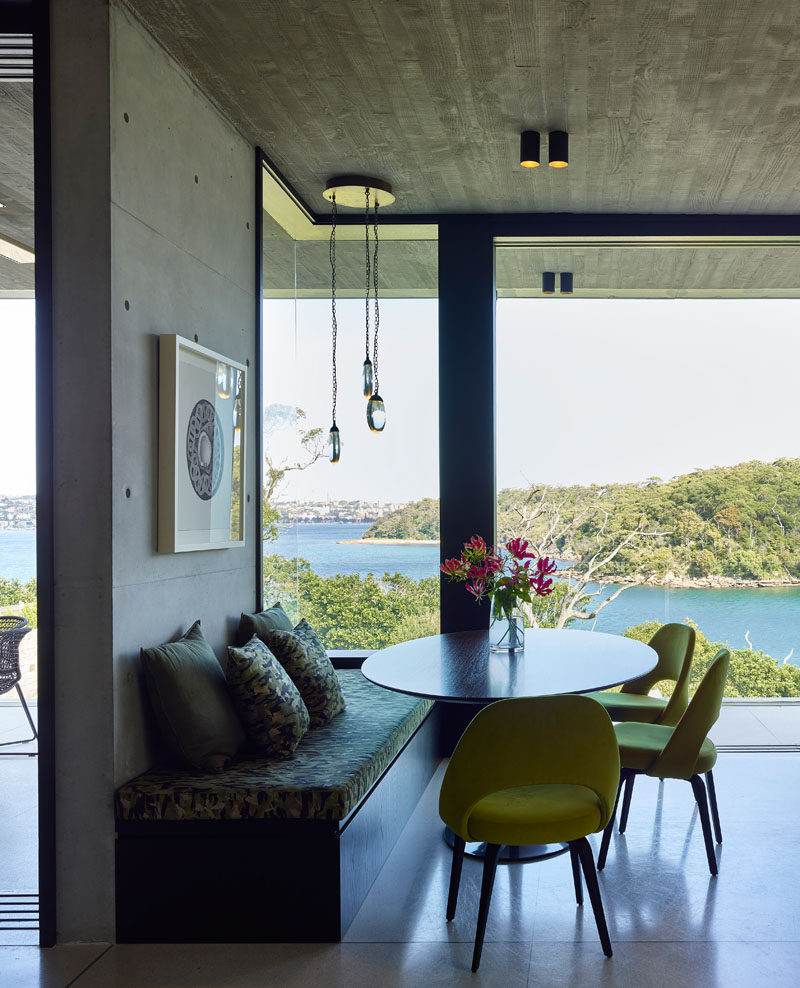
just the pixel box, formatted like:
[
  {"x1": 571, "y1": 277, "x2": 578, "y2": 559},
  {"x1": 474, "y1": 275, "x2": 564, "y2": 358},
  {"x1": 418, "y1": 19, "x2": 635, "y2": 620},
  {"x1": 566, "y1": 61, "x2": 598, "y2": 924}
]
[{"x1": 2, "y1": 704, "x2": 800, "y2": 986}]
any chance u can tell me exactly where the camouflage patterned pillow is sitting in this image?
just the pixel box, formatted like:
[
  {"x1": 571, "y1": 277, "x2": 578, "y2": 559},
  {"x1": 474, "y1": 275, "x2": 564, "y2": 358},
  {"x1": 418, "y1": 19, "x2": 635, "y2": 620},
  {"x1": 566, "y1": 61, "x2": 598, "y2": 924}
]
[
  {"x1": 260, "y1": 621, "x2": 346, "y2": 728},
  {"x1": 226, "y1": 636, "x2": 309, "y2": 758}
]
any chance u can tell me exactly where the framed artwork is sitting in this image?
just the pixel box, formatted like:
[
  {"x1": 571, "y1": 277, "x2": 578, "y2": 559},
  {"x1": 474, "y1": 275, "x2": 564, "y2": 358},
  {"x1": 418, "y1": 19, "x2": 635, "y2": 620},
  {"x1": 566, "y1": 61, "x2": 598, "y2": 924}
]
[{"x1": 158, "y1": 334, "x2": 246, "y2": 552}]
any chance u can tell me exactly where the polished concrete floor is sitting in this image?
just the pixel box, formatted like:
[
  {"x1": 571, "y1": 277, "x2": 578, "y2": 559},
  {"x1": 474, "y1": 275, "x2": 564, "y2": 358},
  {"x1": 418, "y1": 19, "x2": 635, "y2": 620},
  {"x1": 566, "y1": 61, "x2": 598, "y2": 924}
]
[{"x1": 2, "y1": 740, "x2": 800, "y2": 987}]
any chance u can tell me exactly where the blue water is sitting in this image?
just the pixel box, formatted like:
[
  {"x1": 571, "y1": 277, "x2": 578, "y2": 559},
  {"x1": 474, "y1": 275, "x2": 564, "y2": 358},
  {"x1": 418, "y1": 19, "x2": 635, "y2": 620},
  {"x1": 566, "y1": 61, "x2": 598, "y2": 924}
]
[
  {"x1": 273, "y1": 523, "x2": 439, "y2": 581},
  {"x1": 0, "y1": 530, "x2": 37, "y2": 581},
  {"x1": 5, "y1": 524, "x2": 800, "y2": 660},
  {"x1": 271, "y1": 523, "x2": 800, "y2": 660}
]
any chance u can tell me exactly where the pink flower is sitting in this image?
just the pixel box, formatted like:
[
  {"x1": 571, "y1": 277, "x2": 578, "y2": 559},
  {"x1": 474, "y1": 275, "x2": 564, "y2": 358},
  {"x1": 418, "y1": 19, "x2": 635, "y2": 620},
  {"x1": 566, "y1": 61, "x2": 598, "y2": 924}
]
[
  {"x1": 466, "y1": 535, "x2": 487, "y2": 555},
  {"x1": 506, "y1": 537, "x2": 536, "y2": 560},
  {"x1": 531, "y1": 573, "x2": 554, "y2": 596},
  {"x1": 537, "y1": 556, "x2": 557, "y2": 576},
  {"x1": 440, "y1": 534, "x2": 558, "y2": 606},
  {"x1": 466, "y1": 578, "x2": 485, "y2": 598},
  {"x1": 440, "y1": 558, "x2": 463, "y2": 576}
]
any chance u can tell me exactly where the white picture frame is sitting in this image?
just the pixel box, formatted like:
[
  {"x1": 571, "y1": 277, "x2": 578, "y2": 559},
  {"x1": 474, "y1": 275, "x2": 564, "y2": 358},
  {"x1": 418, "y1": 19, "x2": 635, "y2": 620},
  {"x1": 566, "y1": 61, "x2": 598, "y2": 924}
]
[{"x1": 158, "y1": 334, "x2": 246, "y2": 552}]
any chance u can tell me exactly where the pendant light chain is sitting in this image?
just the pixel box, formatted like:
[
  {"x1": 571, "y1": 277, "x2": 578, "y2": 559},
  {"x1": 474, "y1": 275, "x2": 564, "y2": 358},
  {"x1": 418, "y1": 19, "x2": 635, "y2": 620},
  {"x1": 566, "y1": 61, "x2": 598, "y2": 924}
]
[
  {"x1": 364, "y1": 187, "x2": 371, "y2": 361},
  {"x1": 372, "y1": 200, "x2": 380, "y2": 395},
  {"x1": 330, "y1": 194, "x2": 338, "y2": 425}
]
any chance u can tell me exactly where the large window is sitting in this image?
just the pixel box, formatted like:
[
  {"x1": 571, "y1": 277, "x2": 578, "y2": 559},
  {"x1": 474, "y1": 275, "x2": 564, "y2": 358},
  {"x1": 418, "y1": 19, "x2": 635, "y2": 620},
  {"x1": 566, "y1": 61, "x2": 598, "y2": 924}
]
[
  {"x1": 262, "y1": 215, "x2": 439, "y2": 649},
  {"x1": 495, "y1": 288, "x2": 800, "y2": 699}
]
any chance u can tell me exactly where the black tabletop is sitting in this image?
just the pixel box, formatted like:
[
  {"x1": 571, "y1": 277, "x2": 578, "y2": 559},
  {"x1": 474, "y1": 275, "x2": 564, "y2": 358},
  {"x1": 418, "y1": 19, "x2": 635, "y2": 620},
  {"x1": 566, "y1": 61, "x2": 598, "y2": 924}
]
[{"x1": 361, "y1": 628, "x2": 657, "y2": 704}]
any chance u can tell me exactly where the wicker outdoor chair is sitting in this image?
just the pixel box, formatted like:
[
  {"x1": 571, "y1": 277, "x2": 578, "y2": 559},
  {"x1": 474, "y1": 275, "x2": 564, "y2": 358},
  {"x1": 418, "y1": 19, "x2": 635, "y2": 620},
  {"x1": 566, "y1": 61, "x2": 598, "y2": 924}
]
[{"x1": 0, "y1": 615, "x2": 37, "y2": 753}]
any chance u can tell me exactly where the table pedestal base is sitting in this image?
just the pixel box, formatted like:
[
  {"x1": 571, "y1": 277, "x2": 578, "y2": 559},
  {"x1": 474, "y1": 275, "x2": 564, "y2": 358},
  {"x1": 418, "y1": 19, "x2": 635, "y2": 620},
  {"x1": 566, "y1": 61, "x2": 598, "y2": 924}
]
[{"x1": 443, "y1": 827, "x2": 568, "y2": 863}]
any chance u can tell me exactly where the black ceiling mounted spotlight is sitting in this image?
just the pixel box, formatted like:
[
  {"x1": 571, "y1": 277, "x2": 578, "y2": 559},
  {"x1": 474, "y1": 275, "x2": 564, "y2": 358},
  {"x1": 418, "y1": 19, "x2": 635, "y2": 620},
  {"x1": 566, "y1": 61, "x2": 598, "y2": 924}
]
[
  {"x1": 542, "y1": 271, "x2": 556, "y2": 295},
  {"x1": 322, "y1": 176, "x2": 395, "y2": 457},
  {"x1": 548, "y1": 130, "x2": 569, "y2": 168},
  {"x1": 560, "y1": 272, "x2": 574, "y2": 295},
  {"x1": 520, "y1": 130, "x2": 541, "y2": 168}
]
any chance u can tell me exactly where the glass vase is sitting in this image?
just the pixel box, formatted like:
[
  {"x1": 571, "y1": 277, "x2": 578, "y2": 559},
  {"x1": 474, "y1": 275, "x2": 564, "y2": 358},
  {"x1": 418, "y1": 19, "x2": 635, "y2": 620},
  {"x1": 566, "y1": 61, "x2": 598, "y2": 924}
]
[{"x1": 489, "y1": 609, "x2": 525, "y2": 652}]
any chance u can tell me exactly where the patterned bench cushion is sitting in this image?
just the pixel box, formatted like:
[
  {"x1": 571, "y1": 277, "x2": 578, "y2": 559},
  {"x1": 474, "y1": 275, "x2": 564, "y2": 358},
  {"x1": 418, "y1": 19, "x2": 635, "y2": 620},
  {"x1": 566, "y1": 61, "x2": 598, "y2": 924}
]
[{"x1": 116, "y1": 670, "x2": 433, "y2": 823}]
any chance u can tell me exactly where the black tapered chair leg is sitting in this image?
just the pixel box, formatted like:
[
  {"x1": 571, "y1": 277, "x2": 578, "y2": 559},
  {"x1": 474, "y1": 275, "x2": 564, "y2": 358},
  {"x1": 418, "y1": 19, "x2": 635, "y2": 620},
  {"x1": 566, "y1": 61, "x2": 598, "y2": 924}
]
[
  {"x1": 690, "y1": 774, "x2": 718, "y2": 876},
  {"x1": 598, "y1": 769, "x2": 628, "y2": 870},
  {"x1": 575, "y1": 837, "x2": 613, "y2": 957},
  {"x1": 619, "y1": 771, "x2": 636, "y2": 834},
  {"x1": 569, "y1": 842, "x2": 583, "y2": 905},
  {"x1": 471, "y1": 843, "x2": 502, "y2": 973},
  {"x1": 0, "y1": 684, "x2": 38, "y2": 748},
  {"x1": 446, "y1": 834, "x2": 465, "y2": 920},
  {"x1": 706, "y1": 769, "x2": 722, "y2": 844}
]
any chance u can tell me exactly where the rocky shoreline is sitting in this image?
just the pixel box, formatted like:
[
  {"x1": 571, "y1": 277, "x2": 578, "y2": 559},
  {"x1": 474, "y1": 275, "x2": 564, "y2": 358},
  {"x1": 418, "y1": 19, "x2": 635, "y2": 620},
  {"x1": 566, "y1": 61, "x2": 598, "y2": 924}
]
[{"x1": 589, "y1": 573, "x2": 800, "y2": 590}]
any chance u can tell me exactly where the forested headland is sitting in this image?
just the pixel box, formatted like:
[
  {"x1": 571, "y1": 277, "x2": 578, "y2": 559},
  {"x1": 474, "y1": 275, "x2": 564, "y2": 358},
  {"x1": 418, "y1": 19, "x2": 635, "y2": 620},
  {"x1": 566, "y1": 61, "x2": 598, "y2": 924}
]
[{"x1": 365, "y1": 459, "x2": 800, "y2": 586}]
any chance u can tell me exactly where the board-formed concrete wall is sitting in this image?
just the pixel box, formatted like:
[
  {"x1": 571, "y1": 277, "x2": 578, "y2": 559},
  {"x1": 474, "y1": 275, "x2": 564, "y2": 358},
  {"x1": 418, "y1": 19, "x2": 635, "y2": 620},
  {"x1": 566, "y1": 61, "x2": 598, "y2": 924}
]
[
  {"x1": 49, "y1": 0, "x2": 256, "y2": 941},
  {"x1": 109, "y1": 2, "x2": 256, "y2": 788}
]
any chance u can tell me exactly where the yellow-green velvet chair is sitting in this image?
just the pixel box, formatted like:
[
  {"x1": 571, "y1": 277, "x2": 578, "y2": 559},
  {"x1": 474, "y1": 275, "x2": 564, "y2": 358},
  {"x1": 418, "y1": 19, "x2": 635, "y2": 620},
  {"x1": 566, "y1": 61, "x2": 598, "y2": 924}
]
[
  {"x1": 585, "y1": 622, "x2": 696, "y2": 727},
  {"x1": 439, "y1": 695, "x2": 619, "y2": 972},
  {"x1": 598, "y1": 648, "x2": 730, "y2": 877}
]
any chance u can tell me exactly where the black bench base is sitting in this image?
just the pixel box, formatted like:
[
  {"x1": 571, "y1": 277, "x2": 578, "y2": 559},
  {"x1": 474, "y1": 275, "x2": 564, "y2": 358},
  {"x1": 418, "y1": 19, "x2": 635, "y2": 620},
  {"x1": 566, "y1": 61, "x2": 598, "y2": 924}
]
[{"x1": 115, "y1": 704, "x2": 440, "y2": 943}]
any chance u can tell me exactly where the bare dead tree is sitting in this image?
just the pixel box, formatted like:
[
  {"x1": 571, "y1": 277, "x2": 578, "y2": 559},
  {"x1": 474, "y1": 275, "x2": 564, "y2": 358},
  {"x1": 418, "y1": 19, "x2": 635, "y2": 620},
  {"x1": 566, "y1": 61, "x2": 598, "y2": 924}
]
[
  {"x1": 509, "y1": 488, "x2": 670, "y2": 629},
  {"x1": 263, "y1": 406, "x2": 325, "y2": 540}
]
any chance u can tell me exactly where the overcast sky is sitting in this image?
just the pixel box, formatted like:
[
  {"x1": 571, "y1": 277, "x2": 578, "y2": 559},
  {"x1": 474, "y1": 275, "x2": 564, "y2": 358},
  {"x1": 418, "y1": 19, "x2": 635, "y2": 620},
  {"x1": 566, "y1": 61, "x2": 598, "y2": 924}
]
[
  {"x1": 3, "y1": 296, "x2": 799, "y2": 502},
  {"x1": 0, "y1": 300, "x2": 35, "y2": 496}
]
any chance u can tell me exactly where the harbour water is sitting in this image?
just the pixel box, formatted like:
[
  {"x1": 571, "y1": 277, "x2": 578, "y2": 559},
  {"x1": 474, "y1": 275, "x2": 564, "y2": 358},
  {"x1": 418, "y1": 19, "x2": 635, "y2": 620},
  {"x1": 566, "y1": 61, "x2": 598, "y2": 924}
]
[{"x1": 3, "y1": 524, "x2": 799, "y2": 660}]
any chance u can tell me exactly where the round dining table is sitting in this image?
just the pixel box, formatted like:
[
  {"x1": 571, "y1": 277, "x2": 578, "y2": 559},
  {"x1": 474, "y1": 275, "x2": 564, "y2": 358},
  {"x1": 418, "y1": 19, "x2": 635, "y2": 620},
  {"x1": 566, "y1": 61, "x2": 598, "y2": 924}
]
[
  {"x1": 361, "y1": 626, "x2": 657, "y2": 704},
  {"x1": 361, "y1": 626, "x2": 657, "y2": 862}
]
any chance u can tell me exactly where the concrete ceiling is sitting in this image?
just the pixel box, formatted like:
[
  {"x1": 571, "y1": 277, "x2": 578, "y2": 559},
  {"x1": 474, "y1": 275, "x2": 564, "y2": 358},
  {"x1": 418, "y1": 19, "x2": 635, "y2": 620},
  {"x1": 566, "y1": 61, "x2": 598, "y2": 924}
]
[
  {"x1": 127, "y1": 0, "x2": 800, "y2": 217},
  {"x1": 3, "y1": 4, "x2": 800, "y2": 296}
]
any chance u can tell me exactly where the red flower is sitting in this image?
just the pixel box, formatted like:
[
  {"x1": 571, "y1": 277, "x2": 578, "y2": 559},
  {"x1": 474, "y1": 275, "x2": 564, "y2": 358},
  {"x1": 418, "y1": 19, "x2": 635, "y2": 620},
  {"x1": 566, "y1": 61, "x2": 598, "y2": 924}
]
[{"x1": 536, "y1": 556, "x2": 557, "y2": 576}]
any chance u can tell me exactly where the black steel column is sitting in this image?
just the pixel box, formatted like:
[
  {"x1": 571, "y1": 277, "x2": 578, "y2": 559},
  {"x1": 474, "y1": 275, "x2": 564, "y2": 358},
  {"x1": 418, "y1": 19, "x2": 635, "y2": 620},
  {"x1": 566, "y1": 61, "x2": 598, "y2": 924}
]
[
  {"x1": 254, "y1": 150, "x2": 264, "y2": 612},
  {"x1": 438, "y1": 219, "x2": 495, "y2": 633},
  {"x1": 31, "y1": 0, "x2": 56, "y2": 947}
]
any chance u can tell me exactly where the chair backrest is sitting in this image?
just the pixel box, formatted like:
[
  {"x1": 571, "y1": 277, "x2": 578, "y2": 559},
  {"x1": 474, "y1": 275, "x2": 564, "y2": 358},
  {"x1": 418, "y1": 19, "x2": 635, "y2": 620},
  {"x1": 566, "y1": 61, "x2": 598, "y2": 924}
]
[
  {"x1": 439, "y1": 694, "x2": 620, "y2": 841},
  {"x1": 0, "y1": 619, "x2": 31, "y2": 695},
  {"x1": 622, "y1": 622, "x2": 696, "y2": 726},
  {"x1": 648, "y1": 648, "x2": 730, "y2": 780}
]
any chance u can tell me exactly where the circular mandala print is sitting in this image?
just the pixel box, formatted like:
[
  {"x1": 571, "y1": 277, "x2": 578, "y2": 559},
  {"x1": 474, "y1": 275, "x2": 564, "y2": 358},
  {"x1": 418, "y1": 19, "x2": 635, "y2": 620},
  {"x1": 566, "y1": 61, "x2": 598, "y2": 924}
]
[{"x1": 186, "y1": 399, "x2": 224, "y2": 501}]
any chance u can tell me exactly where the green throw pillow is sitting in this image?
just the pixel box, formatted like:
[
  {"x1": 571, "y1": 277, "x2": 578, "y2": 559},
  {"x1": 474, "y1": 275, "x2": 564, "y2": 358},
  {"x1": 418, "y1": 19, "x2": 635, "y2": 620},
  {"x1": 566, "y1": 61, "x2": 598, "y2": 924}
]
[
  {"x1": 141, "y1": 620, "x2": 245, "y2": 773},
  {"x1": 226, "y1": 636, "x2": 310, "y2": 757},
  {"x1": 260, "y1": 620, "x2": 346, "y2": 727},
  {"x1": 238, "y1": 603, "x2": 295, "y2": 646}
]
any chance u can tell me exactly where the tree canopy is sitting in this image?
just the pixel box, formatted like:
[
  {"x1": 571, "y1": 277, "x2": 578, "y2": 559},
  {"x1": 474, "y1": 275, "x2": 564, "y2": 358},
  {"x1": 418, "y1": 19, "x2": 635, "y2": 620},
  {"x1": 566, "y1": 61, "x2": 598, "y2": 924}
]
[{"x1": 365, "y1": 459, "x2": 800, "y2": 583}]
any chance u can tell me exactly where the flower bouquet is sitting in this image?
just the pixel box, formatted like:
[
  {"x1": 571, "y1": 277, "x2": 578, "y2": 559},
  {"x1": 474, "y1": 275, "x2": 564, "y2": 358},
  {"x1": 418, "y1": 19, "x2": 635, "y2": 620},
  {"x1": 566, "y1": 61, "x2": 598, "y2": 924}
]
[{"x1": 441, "y1": 536, "x2": 557, "y2": 651}]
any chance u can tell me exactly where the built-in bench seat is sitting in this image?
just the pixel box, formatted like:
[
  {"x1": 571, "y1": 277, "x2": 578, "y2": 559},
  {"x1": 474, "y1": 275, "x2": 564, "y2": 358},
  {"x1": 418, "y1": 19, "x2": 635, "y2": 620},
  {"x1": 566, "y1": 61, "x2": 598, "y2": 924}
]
[{"x1": 115, "y1": 669, "x2": 439, "y2": 943}]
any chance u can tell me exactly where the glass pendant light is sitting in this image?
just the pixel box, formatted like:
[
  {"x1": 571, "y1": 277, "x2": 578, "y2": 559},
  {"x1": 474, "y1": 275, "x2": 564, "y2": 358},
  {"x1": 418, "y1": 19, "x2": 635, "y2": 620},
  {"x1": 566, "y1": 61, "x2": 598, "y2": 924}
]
[
  {"x1": 366, "y1": 198, "x2": 386, "y2": 432},
  {"x1": 328, "y1": 192, "x2": 340, "y2": 462},
  {"x1": 322, "y1": 176, "x2": 395, "y2": 443},
  {"x1": 362, "y1": 187, "x2": 374, "y2": 397}
]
